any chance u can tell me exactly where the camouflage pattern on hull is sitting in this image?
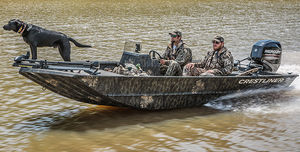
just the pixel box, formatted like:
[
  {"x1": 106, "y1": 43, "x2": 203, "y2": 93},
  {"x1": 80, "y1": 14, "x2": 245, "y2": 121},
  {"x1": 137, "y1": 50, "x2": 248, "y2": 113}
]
[{"x1": 19, "y1": 67, "x2": 298, "y2": 110}]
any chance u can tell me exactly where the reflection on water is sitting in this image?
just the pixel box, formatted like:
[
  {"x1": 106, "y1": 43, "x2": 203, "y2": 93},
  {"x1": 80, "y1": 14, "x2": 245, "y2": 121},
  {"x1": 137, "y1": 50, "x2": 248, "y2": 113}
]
[
  {"x1": 0, "y1": 0, "x2": 300, "y2": 151},
  {"x1": 49, "y1": 106, "x2": 223, "y2": 131}
]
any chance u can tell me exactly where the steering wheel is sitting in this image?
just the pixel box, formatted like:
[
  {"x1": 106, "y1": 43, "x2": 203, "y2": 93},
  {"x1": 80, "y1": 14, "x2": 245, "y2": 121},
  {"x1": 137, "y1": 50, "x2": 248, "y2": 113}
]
[{"x1": 149, "y1": 50, "x2": 163, "y2": 60}]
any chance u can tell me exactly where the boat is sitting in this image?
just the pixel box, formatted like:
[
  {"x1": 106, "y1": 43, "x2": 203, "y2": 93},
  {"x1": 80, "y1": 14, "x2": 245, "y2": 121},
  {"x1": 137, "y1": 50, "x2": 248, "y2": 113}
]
[{"x1": 13, "y1": 40, "x2": 298, "y2": 110}]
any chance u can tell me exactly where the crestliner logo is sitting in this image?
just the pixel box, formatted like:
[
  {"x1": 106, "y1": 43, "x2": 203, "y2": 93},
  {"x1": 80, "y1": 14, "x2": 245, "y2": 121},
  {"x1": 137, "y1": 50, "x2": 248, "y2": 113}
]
[{"x1": 239, "y1": 78, "x2": 285, "y2": 84}]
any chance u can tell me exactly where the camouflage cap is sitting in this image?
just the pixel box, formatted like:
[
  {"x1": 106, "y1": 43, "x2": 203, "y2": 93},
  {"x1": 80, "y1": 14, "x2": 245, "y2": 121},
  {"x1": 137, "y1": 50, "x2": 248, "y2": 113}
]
[
  {"x1": 213, "y1": 35, "x2": 224, "y2": 43},
  {"x1": 169, "y1": 31, "x2": 182, "y2": 37}
]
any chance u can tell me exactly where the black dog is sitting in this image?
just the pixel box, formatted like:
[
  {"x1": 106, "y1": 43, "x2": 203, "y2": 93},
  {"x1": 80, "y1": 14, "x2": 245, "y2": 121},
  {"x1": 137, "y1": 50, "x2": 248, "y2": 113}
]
[{"x1": 3, "y1": 19, "x2": 91, "y2": 61}]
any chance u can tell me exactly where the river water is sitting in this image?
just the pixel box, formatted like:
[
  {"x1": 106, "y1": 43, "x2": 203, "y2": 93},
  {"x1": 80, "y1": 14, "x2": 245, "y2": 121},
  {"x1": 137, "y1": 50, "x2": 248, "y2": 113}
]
[{"x1": 0, "y1": 0, "x2": 300, "y2": 151}]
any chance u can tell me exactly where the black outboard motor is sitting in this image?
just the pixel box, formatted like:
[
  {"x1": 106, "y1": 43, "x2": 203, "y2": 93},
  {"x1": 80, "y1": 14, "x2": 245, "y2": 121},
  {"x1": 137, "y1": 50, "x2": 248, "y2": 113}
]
[{"x1": 250, "y1": 40, "x2": 282, "y2": 72}]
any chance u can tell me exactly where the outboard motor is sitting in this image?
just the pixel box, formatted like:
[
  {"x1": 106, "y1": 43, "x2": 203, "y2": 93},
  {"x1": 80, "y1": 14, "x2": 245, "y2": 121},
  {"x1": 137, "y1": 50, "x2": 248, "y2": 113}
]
[{"x1": 250, "y1": 40, "x2": 282, "y2": 72}]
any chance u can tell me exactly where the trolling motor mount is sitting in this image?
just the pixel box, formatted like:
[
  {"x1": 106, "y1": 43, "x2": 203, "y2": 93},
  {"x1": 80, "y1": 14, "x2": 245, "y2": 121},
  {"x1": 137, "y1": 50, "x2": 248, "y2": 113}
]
[{"x1": 12, "y1": 52, "x2": 100, "y2": 75}]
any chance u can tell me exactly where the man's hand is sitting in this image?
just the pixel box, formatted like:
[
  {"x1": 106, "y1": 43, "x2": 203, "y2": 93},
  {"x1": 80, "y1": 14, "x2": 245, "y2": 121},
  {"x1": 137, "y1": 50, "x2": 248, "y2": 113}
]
[
  {"x1": 185, "y1": 63, "x2": 195, "y2": 70},
  {"x1": 160, "y1": 59, "x2": 165, "y2": 65}
]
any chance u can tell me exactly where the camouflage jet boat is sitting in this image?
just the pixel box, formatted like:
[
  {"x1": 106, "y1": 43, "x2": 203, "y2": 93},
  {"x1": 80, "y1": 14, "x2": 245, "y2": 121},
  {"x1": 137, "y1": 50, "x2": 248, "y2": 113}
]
[{"x1": 13, "y1": 40, "x2": 298, "y2": 110}]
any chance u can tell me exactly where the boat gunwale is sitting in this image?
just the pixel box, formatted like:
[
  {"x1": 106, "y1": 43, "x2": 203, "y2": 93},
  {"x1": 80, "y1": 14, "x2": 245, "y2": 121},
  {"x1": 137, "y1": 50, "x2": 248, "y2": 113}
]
[{"x1": 19, "y1": 67, "x2": 298, "y2": 79}]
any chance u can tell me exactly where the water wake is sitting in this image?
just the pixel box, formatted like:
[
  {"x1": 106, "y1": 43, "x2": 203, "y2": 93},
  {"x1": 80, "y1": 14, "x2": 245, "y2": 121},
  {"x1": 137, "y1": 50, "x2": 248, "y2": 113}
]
[
  {"x1": 277, "y1": 64, "x2": 300, "y2": 90},
  {"x1": 205, "y1": 64, "x2": 300, "y2": 113},
  {"x1": 242, "y1": 99, "x2": 300, "y2": 114}
]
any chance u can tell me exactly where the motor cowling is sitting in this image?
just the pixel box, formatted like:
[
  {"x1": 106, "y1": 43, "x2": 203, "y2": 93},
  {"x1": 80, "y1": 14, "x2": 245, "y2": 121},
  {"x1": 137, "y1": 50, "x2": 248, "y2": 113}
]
[{"x1": 250, "y1": 40, "x2": 282, "y2": 72}]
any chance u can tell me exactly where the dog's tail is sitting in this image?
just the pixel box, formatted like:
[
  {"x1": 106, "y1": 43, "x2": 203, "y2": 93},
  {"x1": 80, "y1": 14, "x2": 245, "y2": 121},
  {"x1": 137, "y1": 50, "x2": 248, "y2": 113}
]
[{"x1": 68, "y1": 37, "x2": 91, "y2": 47}]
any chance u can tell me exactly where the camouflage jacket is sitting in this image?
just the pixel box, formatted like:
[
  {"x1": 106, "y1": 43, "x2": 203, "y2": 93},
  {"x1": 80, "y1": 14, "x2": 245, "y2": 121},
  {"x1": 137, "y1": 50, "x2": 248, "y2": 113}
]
[
  {"x1": 195, "y1": 47, "x2": 234, "y2": 75},
  {"x1": 162, "y1": 41, "x2": 192, "y2": 67}
]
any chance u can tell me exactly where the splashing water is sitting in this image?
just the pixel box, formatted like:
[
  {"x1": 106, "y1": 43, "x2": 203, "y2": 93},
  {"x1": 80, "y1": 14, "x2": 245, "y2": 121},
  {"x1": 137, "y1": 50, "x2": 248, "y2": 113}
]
[
  {"x1": 278, "y1": 64, "x2": 300, "y2": 90},
  {"x1": 205, "y1": 64, "x2": 300, "y2": 113}
]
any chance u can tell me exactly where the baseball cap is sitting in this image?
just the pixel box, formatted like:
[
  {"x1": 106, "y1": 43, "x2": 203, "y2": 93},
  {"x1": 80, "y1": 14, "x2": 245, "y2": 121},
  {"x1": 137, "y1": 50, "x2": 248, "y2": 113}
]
[
  {"x1": 213, "y1": 35, "x2": 224, "y2": 43},
  {"x1": 169, "y1": 31, "x2": 182, "y2": 37}
]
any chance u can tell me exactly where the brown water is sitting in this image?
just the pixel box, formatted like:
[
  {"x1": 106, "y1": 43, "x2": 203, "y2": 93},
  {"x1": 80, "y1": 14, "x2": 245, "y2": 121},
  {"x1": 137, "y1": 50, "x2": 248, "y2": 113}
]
[{"x1": 1, "y1": 0, "x2": 300, "y2": 151}]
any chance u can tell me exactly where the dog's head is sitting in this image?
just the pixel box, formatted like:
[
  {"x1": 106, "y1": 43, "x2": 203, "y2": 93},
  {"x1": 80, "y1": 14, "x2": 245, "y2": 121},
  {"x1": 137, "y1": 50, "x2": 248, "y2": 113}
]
[{"x1": 3, "y1": 19, "x2": 25, "y2": 32}]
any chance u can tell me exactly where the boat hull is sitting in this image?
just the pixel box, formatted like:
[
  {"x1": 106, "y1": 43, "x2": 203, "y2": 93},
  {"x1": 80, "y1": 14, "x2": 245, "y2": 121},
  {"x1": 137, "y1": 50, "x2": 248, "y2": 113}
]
[{"x1": 19, "y1": 67, "x2": 298, "y2": 110}]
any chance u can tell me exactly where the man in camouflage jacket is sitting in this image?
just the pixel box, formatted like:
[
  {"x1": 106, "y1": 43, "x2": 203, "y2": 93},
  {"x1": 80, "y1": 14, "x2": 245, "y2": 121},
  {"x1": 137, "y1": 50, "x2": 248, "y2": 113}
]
[
  {"x1": 183, "y1": 36, "x2": 233, "y2": 76},
  {"x1": 160, "y1": 31, "x2": 192, "y2": 76}
]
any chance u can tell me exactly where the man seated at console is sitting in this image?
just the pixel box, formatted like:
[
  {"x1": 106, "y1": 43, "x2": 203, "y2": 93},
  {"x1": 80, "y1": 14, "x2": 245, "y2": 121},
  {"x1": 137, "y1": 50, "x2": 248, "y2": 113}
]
[{"x1": 160, "y1": 31, "x2": 192, "y2": 76}]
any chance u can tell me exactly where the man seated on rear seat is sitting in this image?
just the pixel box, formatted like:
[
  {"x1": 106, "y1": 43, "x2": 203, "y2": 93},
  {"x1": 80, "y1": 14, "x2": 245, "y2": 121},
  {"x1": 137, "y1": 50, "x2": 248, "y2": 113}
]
[{"x1": 183, "y1": 36, "x2": 234, "y2": 76}]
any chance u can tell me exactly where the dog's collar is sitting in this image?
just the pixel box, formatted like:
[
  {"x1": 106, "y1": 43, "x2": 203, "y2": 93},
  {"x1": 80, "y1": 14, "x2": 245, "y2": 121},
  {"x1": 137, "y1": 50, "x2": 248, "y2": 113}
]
[
  {"x1": 18, "y1": 23, "x2": 32, "y2": 37},
  {"x1": 17, "y1": 24, "x2": 26, "y2": 35}
]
